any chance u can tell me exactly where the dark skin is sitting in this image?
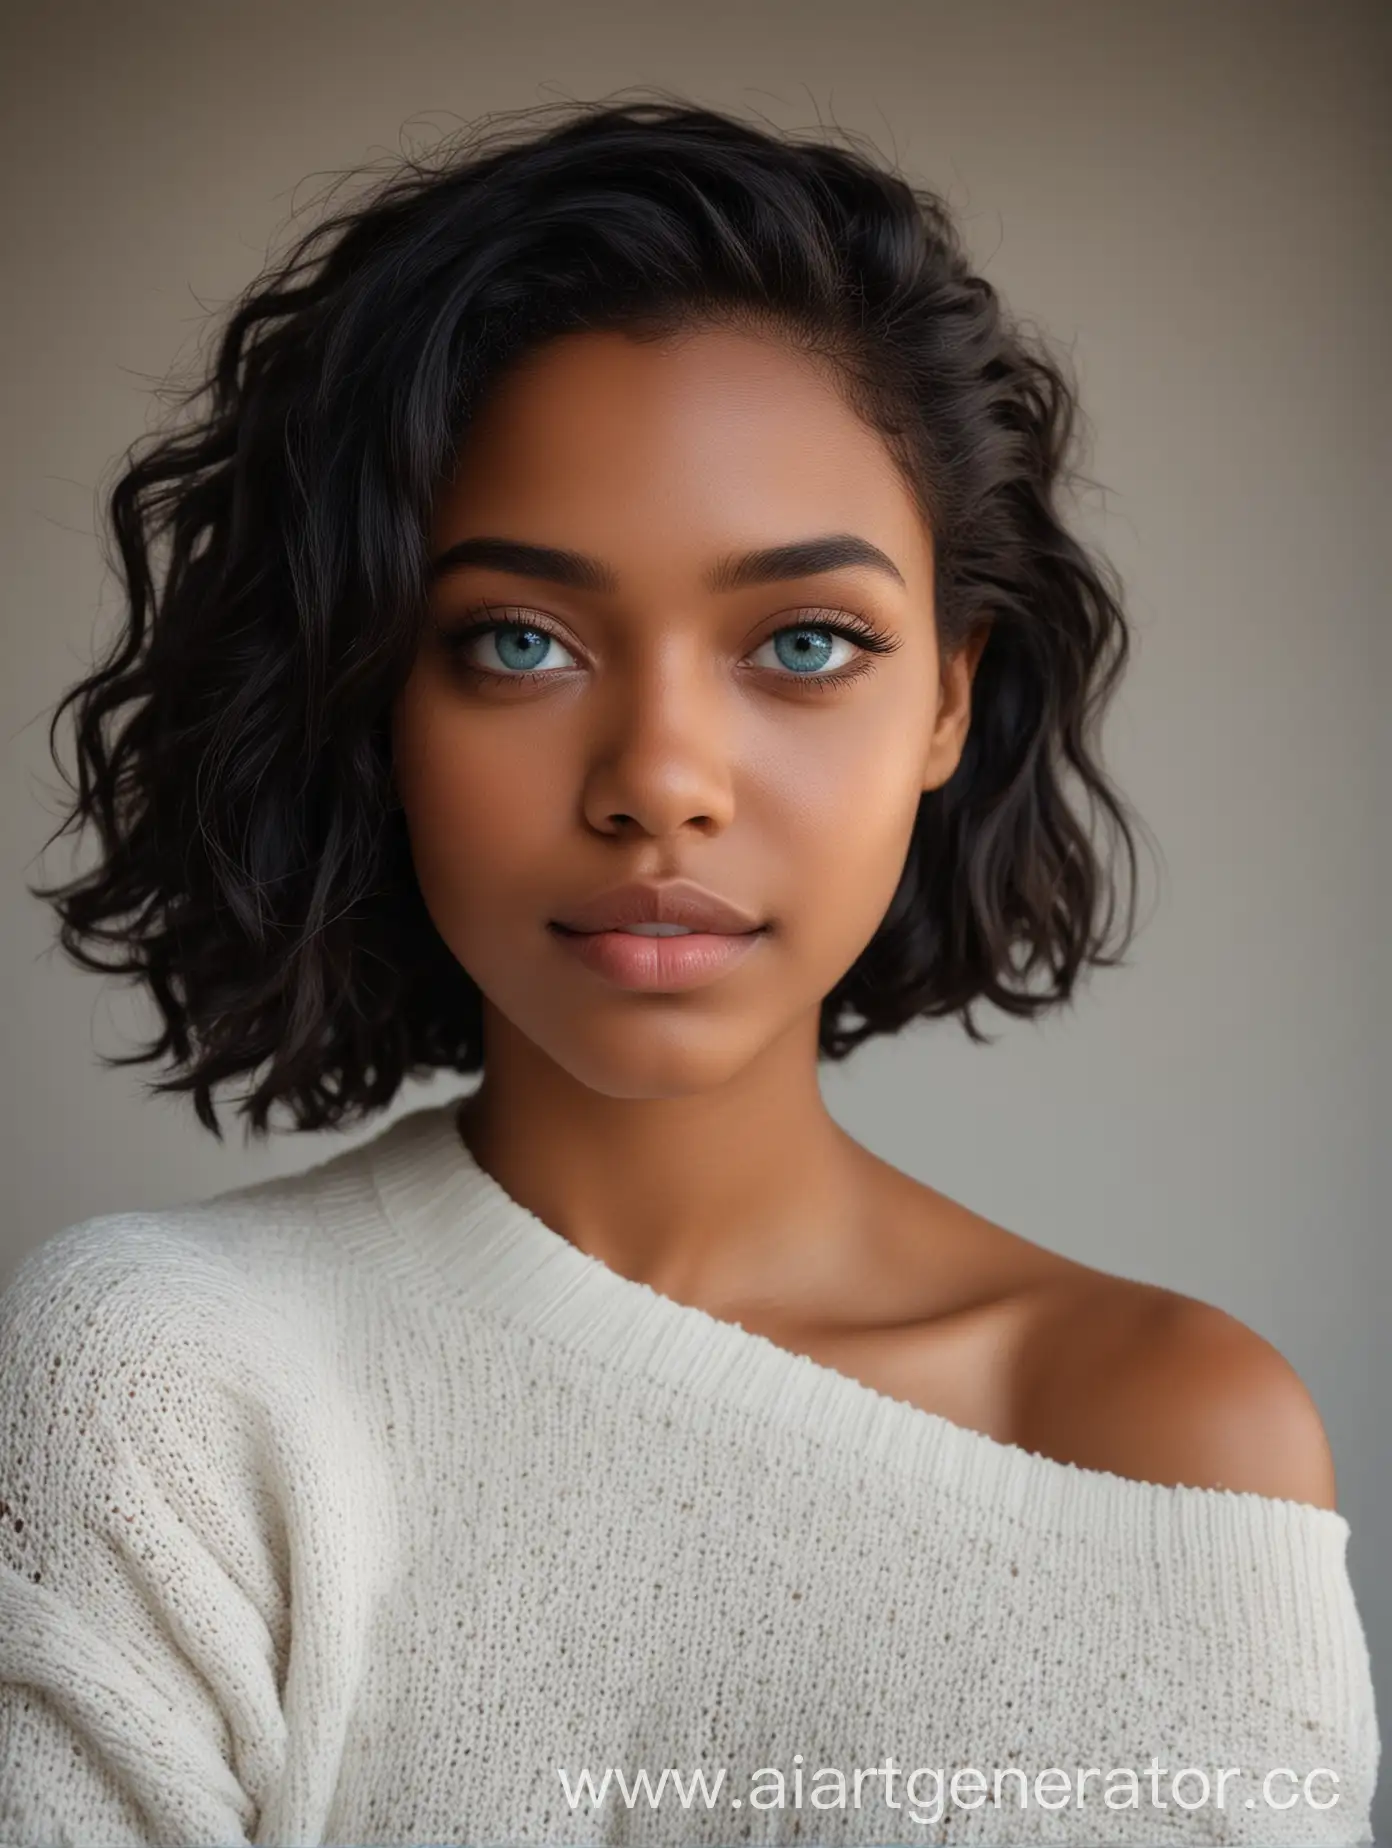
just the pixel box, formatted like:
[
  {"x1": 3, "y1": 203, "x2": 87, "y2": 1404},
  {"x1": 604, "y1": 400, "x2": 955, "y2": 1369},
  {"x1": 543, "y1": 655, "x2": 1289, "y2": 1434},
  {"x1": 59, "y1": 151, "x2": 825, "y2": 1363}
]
[{"x1": 390, "y1": 323, "x2": 1336, "y2": 1509}]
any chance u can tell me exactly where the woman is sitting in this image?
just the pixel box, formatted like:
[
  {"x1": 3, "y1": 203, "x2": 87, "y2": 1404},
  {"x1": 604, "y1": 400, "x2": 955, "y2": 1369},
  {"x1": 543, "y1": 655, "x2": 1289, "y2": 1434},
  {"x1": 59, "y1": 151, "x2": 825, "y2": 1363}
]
[{"x1": 1, "y1": 97, "x2": 1378, "y2": 1845}]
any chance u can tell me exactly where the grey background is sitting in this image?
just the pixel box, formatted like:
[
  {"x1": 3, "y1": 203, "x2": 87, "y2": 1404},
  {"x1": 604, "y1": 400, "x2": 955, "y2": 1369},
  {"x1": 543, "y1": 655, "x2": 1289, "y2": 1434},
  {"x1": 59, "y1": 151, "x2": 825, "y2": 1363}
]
[{"x1": 2, "y1": 0, "x2": 1386, "y2": 1836}]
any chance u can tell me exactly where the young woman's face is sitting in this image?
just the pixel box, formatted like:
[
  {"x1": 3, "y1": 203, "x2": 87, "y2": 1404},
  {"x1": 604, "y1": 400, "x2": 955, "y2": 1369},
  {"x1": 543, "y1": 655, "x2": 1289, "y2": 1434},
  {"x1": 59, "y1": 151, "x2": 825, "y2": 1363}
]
[{"x1": 391, "y1": 323, "x2": 983, "y2": 1098}]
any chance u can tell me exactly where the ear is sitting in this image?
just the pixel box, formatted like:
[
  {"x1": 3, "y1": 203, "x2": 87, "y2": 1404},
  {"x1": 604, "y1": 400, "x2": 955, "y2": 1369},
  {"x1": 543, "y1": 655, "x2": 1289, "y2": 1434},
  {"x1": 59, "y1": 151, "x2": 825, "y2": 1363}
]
[{"x1": 922, "y1": 620, "x2": 992, "y2": 793}]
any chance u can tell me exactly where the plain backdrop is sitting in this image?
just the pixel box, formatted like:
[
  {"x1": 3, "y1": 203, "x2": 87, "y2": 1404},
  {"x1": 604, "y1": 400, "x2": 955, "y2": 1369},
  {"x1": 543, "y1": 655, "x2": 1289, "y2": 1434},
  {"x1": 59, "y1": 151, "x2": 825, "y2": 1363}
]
[{"x1": 2, "y1": 0, "x2": 1387, "y2": 1835}]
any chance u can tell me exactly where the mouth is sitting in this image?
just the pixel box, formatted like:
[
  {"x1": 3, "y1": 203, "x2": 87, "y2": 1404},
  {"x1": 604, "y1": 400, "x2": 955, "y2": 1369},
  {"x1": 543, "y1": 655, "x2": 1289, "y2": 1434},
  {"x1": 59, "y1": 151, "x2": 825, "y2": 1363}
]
[{"x1": 547, "y1": 920, "x2": 769, "y2": 992}]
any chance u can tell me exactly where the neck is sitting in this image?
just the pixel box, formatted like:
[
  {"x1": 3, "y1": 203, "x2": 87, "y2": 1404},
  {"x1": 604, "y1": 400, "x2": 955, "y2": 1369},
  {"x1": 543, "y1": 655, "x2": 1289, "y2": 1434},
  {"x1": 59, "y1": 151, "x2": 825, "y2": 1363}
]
[{"x1": 455, "y1": 1004, "x2": 873, "y2": 1319}]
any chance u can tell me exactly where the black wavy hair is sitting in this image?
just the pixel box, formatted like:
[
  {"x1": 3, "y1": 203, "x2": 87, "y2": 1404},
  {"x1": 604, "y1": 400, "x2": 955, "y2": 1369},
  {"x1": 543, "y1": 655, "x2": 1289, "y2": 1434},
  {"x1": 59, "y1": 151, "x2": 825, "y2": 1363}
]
[{"x1": 29, "y1": 94, "x2": 1156, "y2": 1140}]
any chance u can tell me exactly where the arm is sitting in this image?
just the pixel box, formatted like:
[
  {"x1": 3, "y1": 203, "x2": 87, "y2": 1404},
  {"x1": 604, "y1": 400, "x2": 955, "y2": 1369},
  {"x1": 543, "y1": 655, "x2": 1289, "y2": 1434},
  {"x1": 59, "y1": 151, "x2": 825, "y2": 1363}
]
[{"x1": 0, "y1": 1217, "x2": 293, "y2": 1846}]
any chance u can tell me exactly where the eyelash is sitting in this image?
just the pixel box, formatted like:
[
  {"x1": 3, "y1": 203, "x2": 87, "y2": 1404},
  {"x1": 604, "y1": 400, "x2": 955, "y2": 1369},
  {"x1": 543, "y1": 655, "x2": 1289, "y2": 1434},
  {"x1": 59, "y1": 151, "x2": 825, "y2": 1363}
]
[{"x1": 438, "y1": 604, "x2": 902, "y2": 691}]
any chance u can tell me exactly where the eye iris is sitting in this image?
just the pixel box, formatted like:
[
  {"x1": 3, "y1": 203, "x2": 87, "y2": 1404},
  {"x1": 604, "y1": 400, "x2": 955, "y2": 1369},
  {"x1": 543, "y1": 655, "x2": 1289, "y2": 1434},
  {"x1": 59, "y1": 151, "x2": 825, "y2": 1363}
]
[
  {"x1": 495, "y1": 626, "x2": 551, "y2": 671},
  {"x1": 774, "y1": 628, "x2": 834, "y2": 673}
]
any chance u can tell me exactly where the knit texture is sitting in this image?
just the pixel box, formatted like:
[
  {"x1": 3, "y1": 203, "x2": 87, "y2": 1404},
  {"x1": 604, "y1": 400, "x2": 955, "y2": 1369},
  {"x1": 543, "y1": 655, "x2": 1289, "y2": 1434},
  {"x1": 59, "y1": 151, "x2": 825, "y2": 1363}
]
[{"x1": 0, "y1": 1098, "x2": 1380, "y2": 1847}]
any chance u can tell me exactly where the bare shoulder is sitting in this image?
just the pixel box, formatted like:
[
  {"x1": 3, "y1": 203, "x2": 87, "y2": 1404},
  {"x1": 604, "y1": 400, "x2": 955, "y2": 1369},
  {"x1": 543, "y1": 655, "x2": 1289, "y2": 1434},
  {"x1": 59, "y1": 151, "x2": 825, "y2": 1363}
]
[
  {"x1": 858, "y1": 1157, "x2": 1336, "y2": 1511},
  {"x1": 1011, "y1": 1272, "x2": 1339, "y2": 1509}
]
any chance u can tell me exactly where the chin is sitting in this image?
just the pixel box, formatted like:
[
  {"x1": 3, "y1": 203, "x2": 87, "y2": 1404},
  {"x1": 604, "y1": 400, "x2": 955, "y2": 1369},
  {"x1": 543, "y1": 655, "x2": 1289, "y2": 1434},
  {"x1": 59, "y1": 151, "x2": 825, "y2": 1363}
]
[{"x1": 534, "y1": 1012, "x2": 764, "y2": 1102}]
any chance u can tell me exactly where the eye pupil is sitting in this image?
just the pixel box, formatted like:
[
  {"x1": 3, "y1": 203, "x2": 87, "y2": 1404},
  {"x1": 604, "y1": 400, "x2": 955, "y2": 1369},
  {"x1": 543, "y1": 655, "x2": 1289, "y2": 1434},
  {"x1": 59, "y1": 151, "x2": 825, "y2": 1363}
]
[{"x1": 774, "y1": 628, "x2": 835, "y2": 673}]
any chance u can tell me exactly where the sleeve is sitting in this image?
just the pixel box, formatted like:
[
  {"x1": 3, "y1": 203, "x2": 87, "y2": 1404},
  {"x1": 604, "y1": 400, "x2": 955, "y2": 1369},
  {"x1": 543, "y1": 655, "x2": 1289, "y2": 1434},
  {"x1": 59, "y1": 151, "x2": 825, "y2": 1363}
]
[{"x1": 0, "y1": 1217, "x2": 296, "y2": 1847}]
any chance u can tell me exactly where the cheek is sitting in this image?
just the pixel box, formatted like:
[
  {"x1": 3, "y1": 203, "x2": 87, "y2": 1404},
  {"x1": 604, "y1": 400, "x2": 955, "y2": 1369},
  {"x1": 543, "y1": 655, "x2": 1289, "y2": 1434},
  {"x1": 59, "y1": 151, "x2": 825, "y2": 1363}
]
[
  {"x1": 763, "y1": 724, "x2": 926, "y2": 904},
  {"x1": 733, "y1": 721, "x2": 927, "y2": 998},
  {"x1": 391, "y1": 694, "x2": 565, "y2": 924}
]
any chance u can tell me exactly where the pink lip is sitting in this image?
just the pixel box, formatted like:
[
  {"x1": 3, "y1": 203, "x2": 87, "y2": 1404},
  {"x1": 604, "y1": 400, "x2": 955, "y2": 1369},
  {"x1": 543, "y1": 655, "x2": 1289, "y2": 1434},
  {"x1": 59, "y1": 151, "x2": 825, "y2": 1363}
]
[
  {"x1": 551, "y1": 877, "x2": 764, "y2": 935},
  {"x1": 549, "y1": 923, "x2": 767, "y2": 991}
]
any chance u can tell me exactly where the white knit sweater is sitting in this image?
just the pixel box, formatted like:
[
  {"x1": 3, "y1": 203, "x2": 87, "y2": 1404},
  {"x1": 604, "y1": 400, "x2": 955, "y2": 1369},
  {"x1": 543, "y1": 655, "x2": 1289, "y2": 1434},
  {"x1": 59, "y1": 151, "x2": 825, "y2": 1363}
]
[{"x1": 0, "y1": 1099, "x2": 1380, "y2": 1847}]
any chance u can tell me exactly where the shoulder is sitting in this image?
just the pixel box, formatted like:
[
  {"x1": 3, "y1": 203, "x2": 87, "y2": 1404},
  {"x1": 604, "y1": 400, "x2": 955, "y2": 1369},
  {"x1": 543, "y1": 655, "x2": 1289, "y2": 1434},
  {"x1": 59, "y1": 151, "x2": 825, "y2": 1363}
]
[
  {"x1": 1, "y1": 1210, "x2": 236, "y2": 1342},
  {"x1": 0, "y1": 1206, "x2": 329, "y2": 1442},
  {"x1": 0, "y1": 1206, "x2": 386, "y2": 1568},
  {"x1": 1012, "y1": 1274, "x2": 1338, "y2": 1508},
  {"x1": 2, "y1": 1147, "x2": 376, "y2": 1364},
  {"x1": 3, "y1": 1206, "x2": 268, "y2": 1342}
]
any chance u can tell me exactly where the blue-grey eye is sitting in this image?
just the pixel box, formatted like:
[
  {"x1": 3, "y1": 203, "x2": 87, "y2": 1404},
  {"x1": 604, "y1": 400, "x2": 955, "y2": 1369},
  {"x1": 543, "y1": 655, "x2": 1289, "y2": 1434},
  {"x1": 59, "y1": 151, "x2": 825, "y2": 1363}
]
[
  {"x1": 480, "y1": 625, "x2": 578, "y2": 673},
  {"x1": 753, "y1": 627, "x2": 855, "y2": 675}
]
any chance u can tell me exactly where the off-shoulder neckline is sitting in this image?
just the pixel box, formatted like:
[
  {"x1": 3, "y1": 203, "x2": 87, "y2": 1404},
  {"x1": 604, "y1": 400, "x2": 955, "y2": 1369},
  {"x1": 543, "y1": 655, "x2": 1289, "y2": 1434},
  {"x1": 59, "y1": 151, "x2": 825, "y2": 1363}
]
[{"x1": 355, "y1": 1098, "x2": 1350, "y2": 1548}]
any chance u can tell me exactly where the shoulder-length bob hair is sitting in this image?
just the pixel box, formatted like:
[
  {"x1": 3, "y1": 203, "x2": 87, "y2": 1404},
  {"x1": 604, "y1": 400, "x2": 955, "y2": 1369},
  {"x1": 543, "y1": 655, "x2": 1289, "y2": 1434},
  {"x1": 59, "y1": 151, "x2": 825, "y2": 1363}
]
[{"x1": 31, "y1": 95, "x2": 1153, "y2": 1138}]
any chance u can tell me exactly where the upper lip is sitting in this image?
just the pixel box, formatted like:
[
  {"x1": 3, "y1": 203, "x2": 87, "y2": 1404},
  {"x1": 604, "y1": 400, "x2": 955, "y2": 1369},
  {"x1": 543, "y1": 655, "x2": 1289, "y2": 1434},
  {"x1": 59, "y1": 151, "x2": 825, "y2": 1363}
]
[{"x1": 551, "y1": 879, "x2": 765, "y2": 935}]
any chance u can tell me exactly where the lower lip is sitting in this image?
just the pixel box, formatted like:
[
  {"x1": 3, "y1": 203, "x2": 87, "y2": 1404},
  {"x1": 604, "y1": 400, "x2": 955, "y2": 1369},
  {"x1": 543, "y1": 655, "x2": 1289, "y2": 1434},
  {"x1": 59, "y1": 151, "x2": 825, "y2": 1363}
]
[{"x1": 548, "y1": 924, "x2": 767, "y2": 990}]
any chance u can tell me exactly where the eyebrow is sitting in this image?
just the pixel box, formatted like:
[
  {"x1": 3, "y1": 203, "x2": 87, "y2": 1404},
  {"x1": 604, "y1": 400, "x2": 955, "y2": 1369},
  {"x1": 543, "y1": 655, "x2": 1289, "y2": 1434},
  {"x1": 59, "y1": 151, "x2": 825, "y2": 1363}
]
[{"x1": 427, "y1": 532, "x2": 907, "y2": 593}]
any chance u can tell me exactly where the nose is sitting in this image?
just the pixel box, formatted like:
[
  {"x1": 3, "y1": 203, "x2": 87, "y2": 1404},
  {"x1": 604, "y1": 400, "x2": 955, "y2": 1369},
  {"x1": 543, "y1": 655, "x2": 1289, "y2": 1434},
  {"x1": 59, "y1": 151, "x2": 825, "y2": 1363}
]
[{"x1": 580, "y1": 644, "x2": 737, "y2": 842}]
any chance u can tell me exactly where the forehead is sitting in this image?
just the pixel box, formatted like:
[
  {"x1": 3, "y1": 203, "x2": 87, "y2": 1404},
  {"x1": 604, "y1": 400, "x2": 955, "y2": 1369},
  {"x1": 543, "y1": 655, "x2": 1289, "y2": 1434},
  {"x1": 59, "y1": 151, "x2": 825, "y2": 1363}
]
[{"x1": 430, "y1": 324, "x2": 931, "y2": 589}]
